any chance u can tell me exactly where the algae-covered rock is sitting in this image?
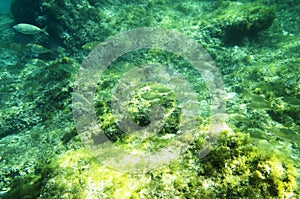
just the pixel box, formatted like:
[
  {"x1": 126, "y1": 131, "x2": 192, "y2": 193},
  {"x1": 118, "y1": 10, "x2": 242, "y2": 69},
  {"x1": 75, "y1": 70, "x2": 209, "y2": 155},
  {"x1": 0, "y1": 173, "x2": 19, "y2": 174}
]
[
  {"x1": 6, "y1": 131, "x2": 295, "y2": 198},
  {"x1": 10, "y1": 0, "x2": 275, "y2": 51},
  {"x1": 141, "y1": 131, "x2": 298, "y2": 198},
  {"x1": 0, "y1": 55, "x2": 78, "y2": 138},
  {"x1": 11, "y1": 0, "x2": 165, "y2": 50},
  {"x1": 4, "y1": 0, "x2": 299, "y2": 198},
  {"x1": 202, "y1": 1, "x2": 275, "y2": 44}
]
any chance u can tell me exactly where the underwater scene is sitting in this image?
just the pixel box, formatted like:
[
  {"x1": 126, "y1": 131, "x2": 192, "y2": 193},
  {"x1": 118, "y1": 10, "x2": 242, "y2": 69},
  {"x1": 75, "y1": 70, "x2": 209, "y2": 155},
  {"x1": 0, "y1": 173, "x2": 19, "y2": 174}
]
[{"x1": 0, "y1": 0, "x2": 299, "y2": 198}]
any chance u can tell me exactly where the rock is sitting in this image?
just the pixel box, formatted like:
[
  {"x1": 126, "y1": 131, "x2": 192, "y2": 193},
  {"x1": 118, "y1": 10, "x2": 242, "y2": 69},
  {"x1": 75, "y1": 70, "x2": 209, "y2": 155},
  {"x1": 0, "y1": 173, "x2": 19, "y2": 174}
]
[{"x1": 202, "y1": 2, "x2": 275, "y2": 44}]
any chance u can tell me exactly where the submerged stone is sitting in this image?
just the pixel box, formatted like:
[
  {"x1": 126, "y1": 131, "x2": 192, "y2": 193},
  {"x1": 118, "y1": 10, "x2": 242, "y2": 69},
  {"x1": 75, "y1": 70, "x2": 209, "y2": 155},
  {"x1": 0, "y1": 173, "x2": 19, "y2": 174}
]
[{"x1": 204, "y1": 2, "x2": 275, "y2": 44}]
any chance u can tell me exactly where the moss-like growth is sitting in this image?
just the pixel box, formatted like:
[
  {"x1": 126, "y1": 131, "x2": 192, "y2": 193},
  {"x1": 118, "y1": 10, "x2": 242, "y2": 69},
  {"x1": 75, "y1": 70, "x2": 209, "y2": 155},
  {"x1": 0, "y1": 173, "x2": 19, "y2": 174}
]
[
  {"x1": 32, "y1": 131, "x2": 298, "y2": 198},
  {"x1": 39, "y1": 149, "x2": 142, "y2": 199},
  {"x1": 141, "y1": 131, "x2": 298, "y2": 198},
  {"x1": 203, "y1": 1, "x2": 275, "y2": 44},
  {"x1": 4, "y1": 0, "x2": 299, "y2": 198},
  {"x1": 10, "y1": 0, "x2": 275, "y2": 50},
  {"x1": 2, "y1": 174, "x2": 42, "y2": 199}
]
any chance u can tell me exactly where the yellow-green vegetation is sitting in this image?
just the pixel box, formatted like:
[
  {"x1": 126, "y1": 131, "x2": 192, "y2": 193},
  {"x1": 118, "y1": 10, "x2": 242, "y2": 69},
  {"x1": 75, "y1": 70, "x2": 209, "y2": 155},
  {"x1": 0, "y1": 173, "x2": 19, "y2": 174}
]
[
  {"x1": 94, "y1": 55, "x2": 208, "y2": 142},
  {"x1": 225, "y1": 34, "x2": 300, "y2": 160},
  {"x1": 1, "y1": 0, "x2": 299, "y2": 198},
  {"x1": 128, "y1": 83, "x2": 180, "y2": 132},
  {"x1": 196, "y1": 131, "x2": 297, "y2": 198},
  {"x1": 5, "y1": 131, "x2": 295, "y2": 199},
  {"x1": 40, "y1": 149, "x2": 142, "y2": 199}
]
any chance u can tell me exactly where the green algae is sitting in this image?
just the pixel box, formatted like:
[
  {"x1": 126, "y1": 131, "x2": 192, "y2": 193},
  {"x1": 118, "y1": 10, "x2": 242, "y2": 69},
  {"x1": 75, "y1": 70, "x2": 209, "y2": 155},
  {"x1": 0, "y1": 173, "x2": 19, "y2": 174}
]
[
  {"x1": 10, "y1": 0, "x2": 275, "y2": 51},
  {"x1": 1, "y1": 0, "x2": 299, "y2": 198},
  {"x1": 201, "y1": 1, "x2": 275, "y2": 44},
  {"x1": 4, "y1": 129, "x2": 298, "y2": 198},
  {"x1": 22, "y1": 131, "x2": 295, "y2": 198}
]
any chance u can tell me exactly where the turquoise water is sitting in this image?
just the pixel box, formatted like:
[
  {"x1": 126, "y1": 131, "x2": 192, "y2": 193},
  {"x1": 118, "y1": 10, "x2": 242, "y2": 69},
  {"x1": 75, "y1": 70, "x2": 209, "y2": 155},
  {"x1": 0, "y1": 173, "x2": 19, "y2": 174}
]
[
  {"x1": 0, "y1": 0, "x2": 10, "y2": 13},
  {"x1": 0, "y1": 0, "x2": 299, "y2": 198}
]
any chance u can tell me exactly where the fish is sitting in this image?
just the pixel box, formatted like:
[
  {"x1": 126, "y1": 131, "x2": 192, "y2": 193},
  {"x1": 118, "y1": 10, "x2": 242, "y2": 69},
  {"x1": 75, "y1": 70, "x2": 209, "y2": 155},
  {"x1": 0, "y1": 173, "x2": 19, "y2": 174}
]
[
  {"x1": 71, "y1": 92, "x2": 91, "y2": 105},
  {"x1": 282, "y1": 96, "x2": 300, "y2": 106},
  {"x1": 59, "y1": 64, "x2": 77, "y2": 74},
  {"x1": 269, "y1": 127, "x2": 300, "y2": 144},
  {"x1": 81, "y1": 41, "x2": 101, "y2": 50},
  {"x1": 245, "y1": 94, "x2": 270, "y2": 110},
  {"x1": 228, "y1": 113, "x2": 249, "y2": 122},
  {"x1": 27, "y1": 44, "x2": 53, "y2": 54},
  {"x1": 247, "y1": 101, "x2": 270, "y2": 110},
  {"x1": 13, "y1": 23, "x2": 49, "y2": 36},
  {"x1": 27, "y1": 58, "x2": 49, "y2": 67},
  {"x1": 247, "y1": 128, "x2": 268, "y2": 140},
  {"x1": 1, "y1": 42, "x2": 26, "y2": 51}
]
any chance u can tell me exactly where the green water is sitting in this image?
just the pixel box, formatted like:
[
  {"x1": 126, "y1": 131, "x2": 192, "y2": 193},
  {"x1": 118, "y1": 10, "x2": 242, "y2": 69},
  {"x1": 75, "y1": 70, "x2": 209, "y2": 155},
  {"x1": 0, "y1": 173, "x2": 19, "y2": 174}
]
[
  {"x1": 0, "y1": 0, "x2": 299, "y2": 198},
  {"x1": 0, "y1": 0, "x2": 10, "y2": 13}
]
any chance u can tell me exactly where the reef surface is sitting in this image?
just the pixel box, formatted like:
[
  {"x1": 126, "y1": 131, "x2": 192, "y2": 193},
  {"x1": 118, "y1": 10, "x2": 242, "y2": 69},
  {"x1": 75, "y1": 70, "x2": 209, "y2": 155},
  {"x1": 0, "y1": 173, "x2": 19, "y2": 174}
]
[{"x1": 0, "y1": 0, "x2": 299, "y2": 198}]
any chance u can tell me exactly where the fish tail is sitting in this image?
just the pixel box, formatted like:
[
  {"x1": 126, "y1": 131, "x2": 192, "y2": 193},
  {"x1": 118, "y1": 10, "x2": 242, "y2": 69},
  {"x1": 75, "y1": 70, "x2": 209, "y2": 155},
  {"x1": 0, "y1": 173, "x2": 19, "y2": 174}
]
[
  {"x1": 42, "y1": 26, "x2": 49, "y2": 36},
  {"x1": 49, "y1": 49, "x2": 56, "y2": 55}
]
